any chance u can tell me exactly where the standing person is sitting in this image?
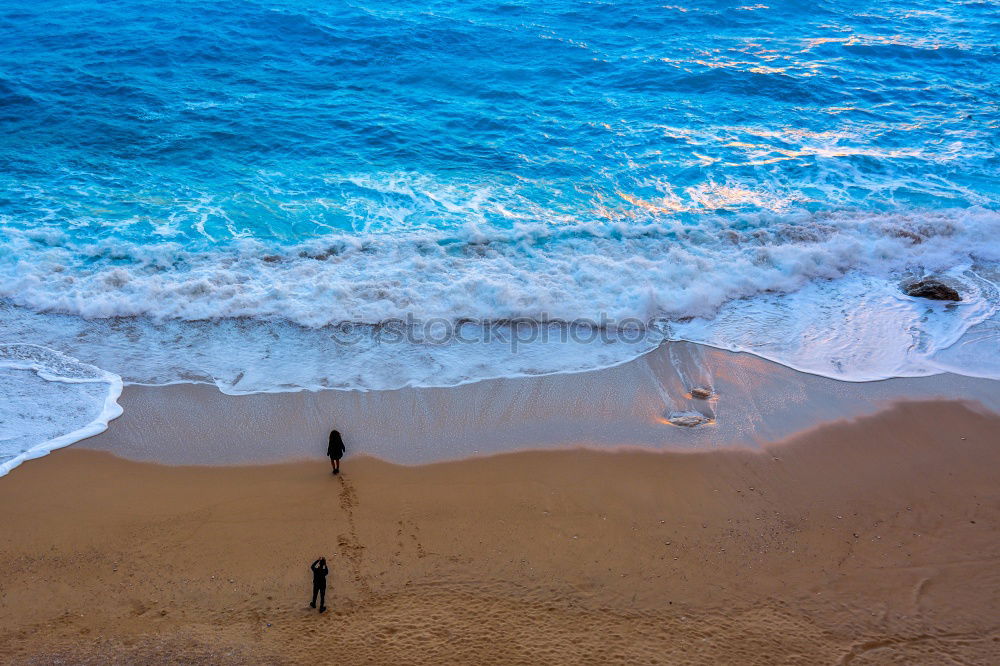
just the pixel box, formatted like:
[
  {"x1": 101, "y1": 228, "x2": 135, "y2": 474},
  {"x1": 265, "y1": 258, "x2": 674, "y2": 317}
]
[
  {"x1": 328, "y1": 429, "x2": 345, "y2": 475},
  {"x1": 309, "y1": 557, "x2": 328, "y2": 613}
]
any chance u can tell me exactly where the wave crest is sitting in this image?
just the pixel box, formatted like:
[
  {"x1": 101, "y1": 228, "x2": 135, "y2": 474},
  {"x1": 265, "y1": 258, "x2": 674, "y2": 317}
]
[{"x1": 2, "y1": 208, "x2": 996, "y2": 327}]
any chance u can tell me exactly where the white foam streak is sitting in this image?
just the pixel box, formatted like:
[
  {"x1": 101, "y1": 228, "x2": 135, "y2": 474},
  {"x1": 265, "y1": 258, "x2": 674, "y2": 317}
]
[
  {"x1": 0, "y1": 344, "x2": 123, "y2": 476},
  {"x1": 672, "y1": 267, "x2": 998, "y2": 381},
  {"x1": 0, "y1": 208, "x2": 998, "y2": 394},
  {"x1": 2, "y1": 208, "x2": 997, "y2": 327}
]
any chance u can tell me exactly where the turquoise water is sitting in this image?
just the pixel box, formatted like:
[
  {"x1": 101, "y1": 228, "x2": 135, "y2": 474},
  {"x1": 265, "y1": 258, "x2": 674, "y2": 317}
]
[
  {"x1": 1, "y1": 0, "x2": 998, "y2": 470},
  {"x1": 2, "y1": 0, "x2": 998, "y2": 241}
]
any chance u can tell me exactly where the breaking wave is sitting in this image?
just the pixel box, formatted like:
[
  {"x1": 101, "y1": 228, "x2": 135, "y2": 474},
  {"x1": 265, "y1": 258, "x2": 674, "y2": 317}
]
[{"x1": 2, "y1": 207, "x2": 998, "y2": 392}]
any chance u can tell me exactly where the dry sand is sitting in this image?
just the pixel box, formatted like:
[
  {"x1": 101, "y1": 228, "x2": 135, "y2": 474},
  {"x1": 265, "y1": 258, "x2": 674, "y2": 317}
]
[{"x1": 1, "y1": 400, "x2": 999, "y2": 664}]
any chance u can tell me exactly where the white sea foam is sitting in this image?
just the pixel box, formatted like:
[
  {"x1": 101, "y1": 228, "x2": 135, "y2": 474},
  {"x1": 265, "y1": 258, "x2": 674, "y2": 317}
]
[
  {"x1": 2, "y1": 208, "x2": 997, "y2": 324},
  {"x1": 672, "y1": 266, "x2": 999, "y2": 380},
  {"x1": 0, "y1": 344, "x2": 123, "y2": 476},
  {"x1": 0, "y1": 208, "x2": 998, "y2": 393}
]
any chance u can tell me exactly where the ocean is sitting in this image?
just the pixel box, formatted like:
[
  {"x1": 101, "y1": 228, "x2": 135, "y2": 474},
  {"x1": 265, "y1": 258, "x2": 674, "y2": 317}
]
[{"x1": 1, "y1": 0, "x2": 998, "y2": 472}]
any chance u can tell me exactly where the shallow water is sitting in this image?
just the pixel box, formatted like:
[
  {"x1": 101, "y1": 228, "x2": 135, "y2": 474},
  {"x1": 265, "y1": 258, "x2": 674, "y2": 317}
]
[{"x1": 1, "y1": 0, "x2": 998, "y2": 470}]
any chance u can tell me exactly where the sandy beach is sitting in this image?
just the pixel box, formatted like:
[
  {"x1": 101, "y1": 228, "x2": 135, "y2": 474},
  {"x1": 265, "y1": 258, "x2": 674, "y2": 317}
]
[{"x1": 1, "y1": 399, "x2": 998, "y2": 664}]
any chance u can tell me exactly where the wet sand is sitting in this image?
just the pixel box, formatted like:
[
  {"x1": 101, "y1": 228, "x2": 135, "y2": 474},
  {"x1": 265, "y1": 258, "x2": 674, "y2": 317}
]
[
  {"x1": 79, "y1": 342, "x2": 1000, "y2": 465},
  {"x1": 1, "y1": 400, "x2": 999, "y2": 664}
]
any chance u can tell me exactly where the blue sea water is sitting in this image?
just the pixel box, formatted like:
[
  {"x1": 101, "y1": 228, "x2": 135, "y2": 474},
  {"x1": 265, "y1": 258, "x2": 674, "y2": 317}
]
[{"x1": 1, "y1": 0, "x2": 998, "y2": 470}]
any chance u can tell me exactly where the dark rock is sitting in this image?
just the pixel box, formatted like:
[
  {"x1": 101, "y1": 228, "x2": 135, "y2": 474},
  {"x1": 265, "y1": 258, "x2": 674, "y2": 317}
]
[
  {"x1": 903, "y1": 279, "x2": 961, "y2": 302},
  {"x1": 689, "y1": 387, "x2": 713, "y2": 400}
]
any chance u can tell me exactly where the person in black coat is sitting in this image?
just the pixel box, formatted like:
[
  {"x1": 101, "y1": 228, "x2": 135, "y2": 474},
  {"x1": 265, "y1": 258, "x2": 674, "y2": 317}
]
[
  {"x1": 309, "y1": 557, "x2": 328, "y2": 612},
  {"x1": 328, "y1": 429, "x2": 345, "y2": 475}
]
